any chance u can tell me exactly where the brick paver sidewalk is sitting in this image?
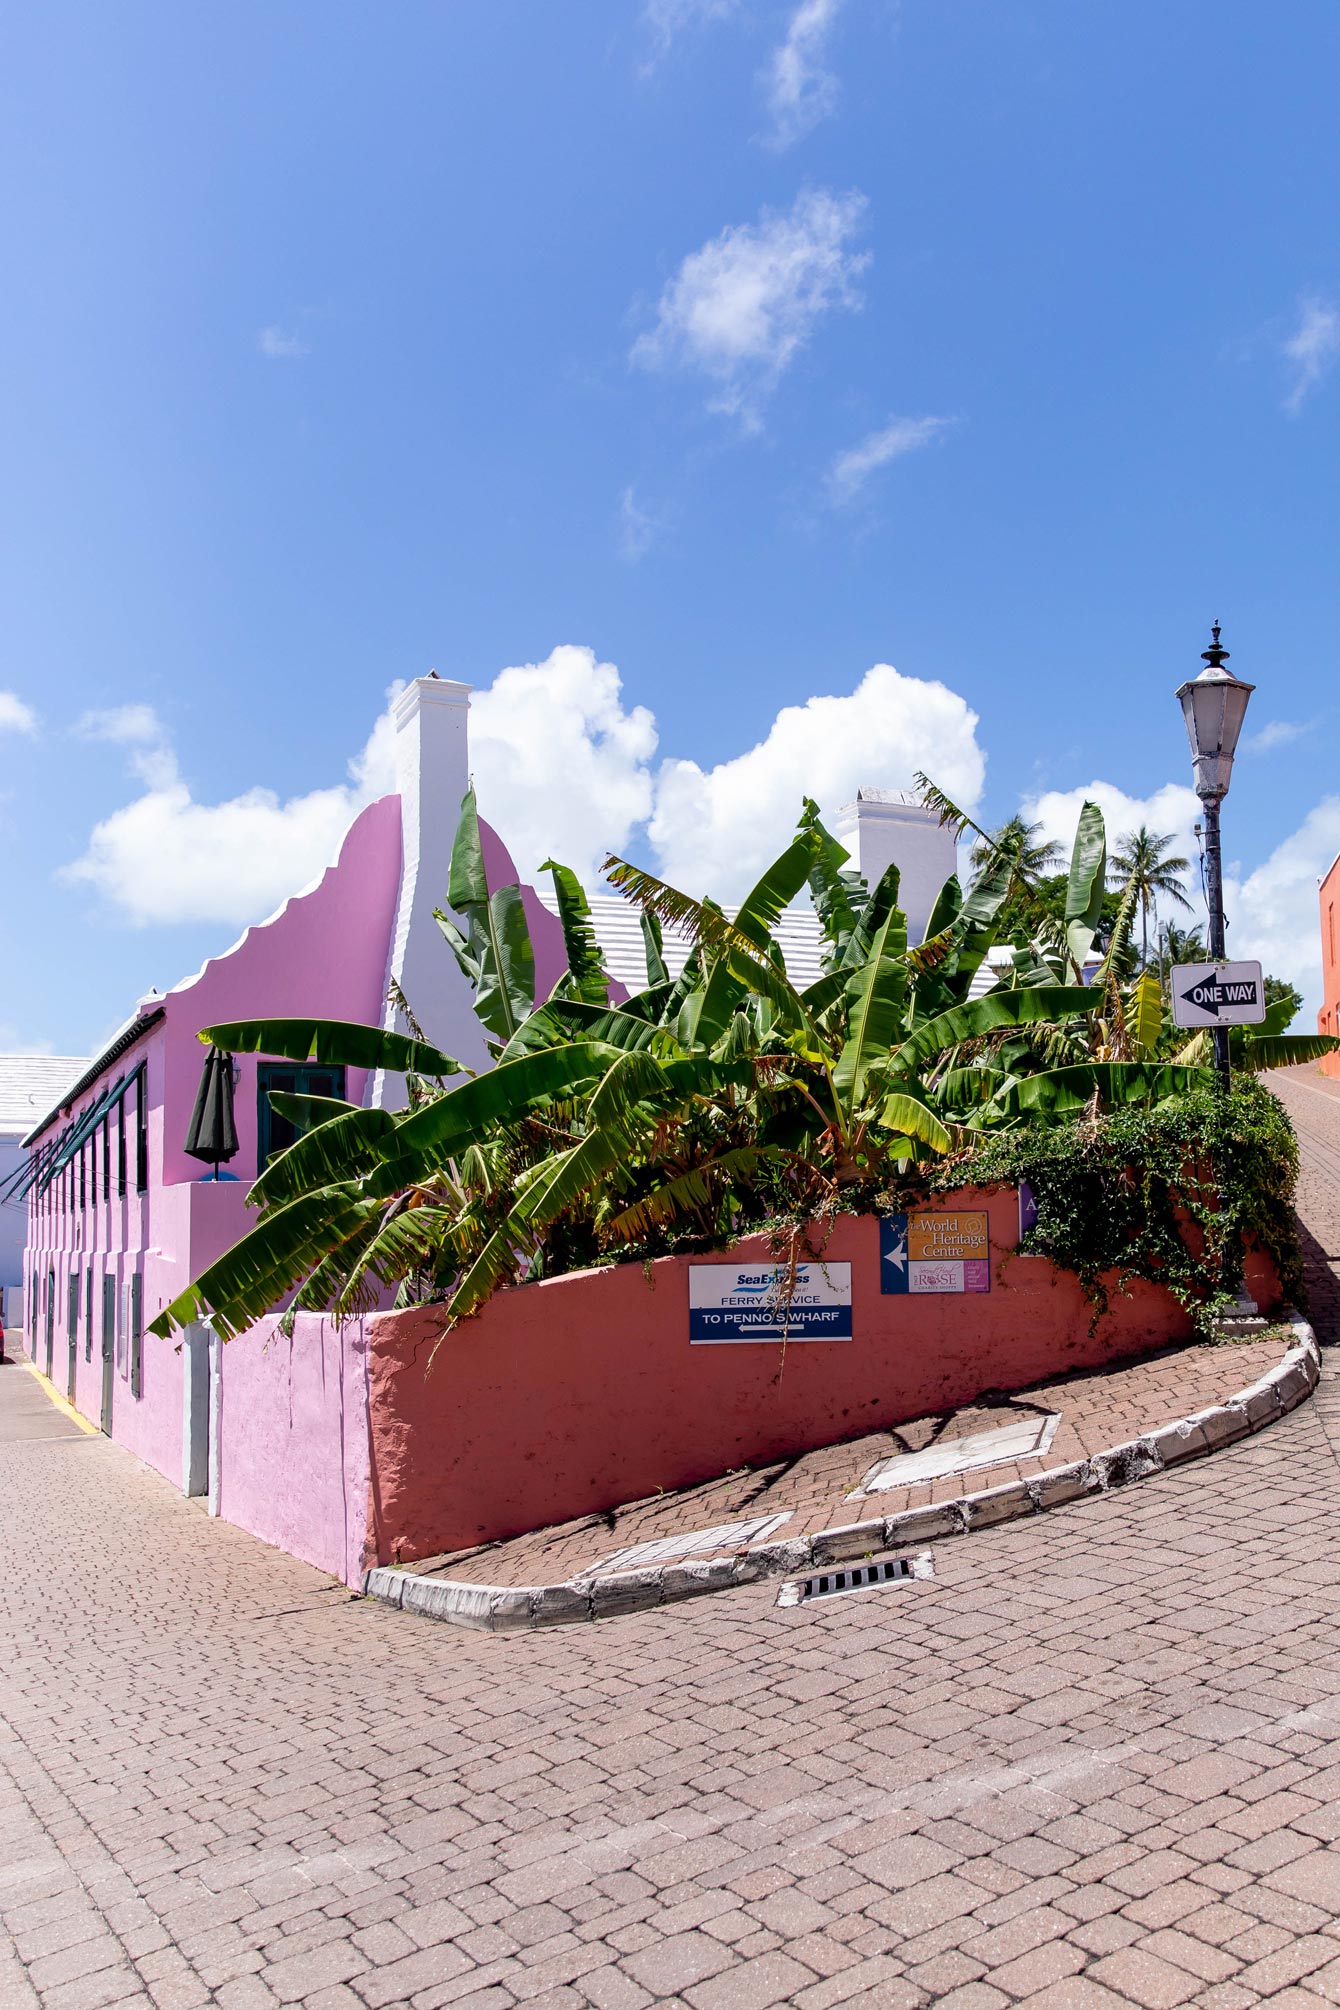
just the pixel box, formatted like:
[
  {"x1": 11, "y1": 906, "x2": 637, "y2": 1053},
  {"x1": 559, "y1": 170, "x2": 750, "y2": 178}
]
[
  {"x1": 2, "y1": 1066, "x2": 1340, "y2": 2009},
  {"x1": 410, "y1": 1335, "x2": 1290, "y2": 1591}
]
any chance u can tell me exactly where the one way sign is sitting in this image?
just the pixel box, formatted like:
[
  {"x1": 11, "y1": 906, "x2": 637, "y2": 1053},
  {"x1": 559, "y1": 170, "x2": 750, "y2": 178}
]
[{"x1": 1171, "y1": 960, "x2": 1267, "y2": 1029}]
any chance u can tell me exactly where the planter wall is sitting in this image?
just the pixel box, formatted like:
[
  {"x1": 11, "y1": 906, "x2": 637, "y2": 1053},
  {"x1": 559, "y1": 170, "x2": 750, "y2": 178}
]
[{"x1": 363, "y1": 1188, "x2": 1281, "y2": 1570}]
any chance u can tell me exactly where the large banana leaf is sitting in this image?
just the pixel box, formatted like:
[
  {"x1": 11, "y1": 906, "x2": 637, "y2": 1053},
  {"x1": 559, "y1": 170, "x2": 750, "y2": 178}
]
[
  {"x1": 440, "y1": 783, "x2": 536, "y2": 1042},
  {"x1": 675, "y1": 959, "x2": 735, "y2": 1050},
  {"x1": 1172, "y1": 1025, "x2": 1339, "y2": 1072},
  {"x1": 541, "y1": 859, "x2": 610, "y2": 1006},
  {"x1": 1094, "y1": 876, "x2": 1138, "y2": 984},
  {"x1": 250, "y1": 1105, "x2": 402, "y2": 1210},
  {"x1": 604, "y1": 856, "x2": 799, "y2": 973},
  {"x1": 150, "y1": 1185, "x2": 386, "y2": 1341},
  {"x1": 1128, "y1": 971, "x2": 1164, "y2": 1059},
  {"x1": 841, "y1": 861, "x2": 903, "y2": 971},
  {"x1": 445, "y1": 1223, "x2": 527, "y2": 1324},
  {"x1": 640, "y1": 910, "x2": 670, "y2": 988},
  {"x1": 202, "y1": 1018, "x2": 464, "y2": 1079},
  {"x1": 800, "y1": 969, "x2": 849, "y2": 1018},
  {"x1": 1259, "y1": 995, "x2": 1302, "y2": 1038},
  {"x1": 1237, "y1": 1033, "x2": 1339, "y2": 1072},
  {"x1": 471, "y1": 884, "x2": 535, "y2": 1043},
  {"x1": 1064, "y1": 801, "x2": 1106, "y2": 971},
  {"x1": 605, "y1": 1146, "x2": 763, "y2": 1241},
  {"x1": 374, "y1": 1041, "x2": 622, "y2": 1181},
  {"x1": 723, "y1": 937, "x2": 816, "y2": 1040},
  {"x1": 504, "y1": 998, "x2": 676, "y2": 1058},
  {"x1": 906, "y1": 875, "x2": 963, "y2": 1020},
  {"x1": 833, "y1": 905, "x2": 908, "y2": 1112},
  {"x1": 447, "y1": 781, "x2": 489, "y2": 909},
  {"x1": 800, "y1": 797, "x2": 860, "y2": 970},
  {"x1": 509, "y1": 1049, "x2": 677, "y2": 1229},
  {"x1": 990, "y1": 1061, "x2": 1210, "y2": 1119},
  {"x1": 935, "y1": 1066, "x2": 1006, "y2": 1109},
  {"x1": 731, "y1": 830, "x2": 821, "y2": 951},
  {"x1": 876, "y1": 1092, "x2": 953, "y2": 1153},
  {"x1": 894, "y1": 985, "x2": 1096, "y2": 1073},
  {"x1": 943, "y1": 847, "x2": 1014, "y2": 1003}
]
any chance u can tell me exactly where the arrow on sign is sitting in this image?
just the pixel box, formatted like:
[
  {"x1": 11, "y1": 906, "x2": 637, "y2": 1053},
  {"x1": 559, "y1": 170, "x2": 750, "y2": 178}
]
[{"x1": 1177, "y1": 976, "x2": 1260, "y2": 1019}]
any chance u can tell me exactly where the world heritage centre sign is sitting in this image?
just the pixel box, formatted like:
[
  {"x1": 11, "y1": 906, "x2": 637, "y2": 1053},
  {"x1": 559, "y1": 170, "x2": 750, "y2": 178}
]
[{"x1": 880, "y1": 1212, "x2": 991, "y2": 1295}]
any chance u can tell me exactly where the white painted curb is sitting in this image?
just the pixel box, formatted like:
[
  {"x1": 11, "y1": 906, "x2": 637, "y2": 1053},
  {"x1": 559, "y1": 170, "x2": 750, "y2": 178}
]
[{"x1": 364, "y1": 1316, "x2": 1320, "y2": 1634}]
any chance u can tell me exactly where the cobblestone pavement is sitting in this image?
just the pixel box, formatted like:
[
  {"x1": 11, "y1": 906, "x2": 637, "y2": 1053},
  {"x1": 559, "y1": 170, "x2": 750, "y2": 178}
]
[
  {"x1": 3, "y1": 1076, "x2": 1340, "y2": 2010},
  {"x1": 411, "y1": 1337, "x2": 1291, "y2": 1590}
]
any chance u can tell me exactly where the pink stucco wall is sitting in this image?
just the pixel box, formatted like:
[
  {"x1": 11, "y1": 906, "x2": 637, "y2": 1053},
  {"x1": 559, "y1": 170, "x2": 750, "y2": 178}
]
[
  {"x1": 23, "y1": 795, "x2": 403, "y2": 1510},
  {"x1": 158, "y1": 793, "x2": 405, "y2": 1190},
  {"x1": 215, "y1": 1310, "x2": 370, "y2": 1586},
  {"x1": 362, "y1": 1195, "x2": 1284, "y2": 1567}
]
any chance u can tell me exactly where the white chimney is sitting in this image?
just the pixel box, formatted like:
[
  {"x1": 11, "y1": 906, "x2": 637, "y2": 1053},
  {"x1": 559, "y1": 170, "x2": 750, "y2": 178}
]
[
  {"x1": 835, "y1": 790, "x2": 958, "y2": 945},
  {"x1": 377, "y1": 676, "x2": 491, "y2": 1094}
]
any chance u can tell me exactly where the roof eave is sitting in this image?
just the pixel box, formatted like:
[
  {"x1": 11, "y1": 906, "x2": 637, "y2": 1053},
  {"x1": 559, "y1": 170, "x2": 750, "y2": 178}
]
[{"x1": 22, "y1": 1007, "x2": 167, "y2": 1148}]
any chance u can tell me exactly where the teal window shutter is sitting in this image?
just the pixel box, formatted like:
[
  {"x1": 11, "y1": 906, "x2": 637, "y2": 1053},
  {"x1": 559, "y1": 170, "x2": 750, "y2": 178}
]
[{"x1": 130, "y1": 1273, "x2": 143, "y2": 1398}]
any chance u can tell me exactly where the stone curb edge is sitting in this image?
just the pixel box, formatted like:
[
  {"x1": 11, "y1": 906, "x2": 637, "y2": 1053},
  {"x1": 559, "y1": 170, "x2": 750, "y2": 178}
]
[{"x1": 363, "y1": 1315, "x2": 1320, "y2": 1634}]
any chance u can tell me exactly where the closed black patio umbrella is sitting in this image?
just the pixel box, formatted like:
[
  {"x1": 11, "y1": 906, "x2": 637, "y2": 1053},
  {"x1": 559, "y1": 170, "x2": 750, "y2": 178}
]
[{"x1": 184, "y1": 1045, "x2": 239, "y2": 1176}]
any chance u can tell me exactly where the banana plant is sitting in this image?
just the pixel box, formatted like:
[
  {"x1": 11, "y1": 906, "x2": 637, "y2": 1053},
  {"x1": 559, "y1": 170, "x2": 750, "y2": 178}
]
[
  {"x1": 151, "y1": 786, "x2": 1232, "y2": 1346},
  {"x1": 1171, "y1": 993, "x2": 1339, "y2": 1074}
]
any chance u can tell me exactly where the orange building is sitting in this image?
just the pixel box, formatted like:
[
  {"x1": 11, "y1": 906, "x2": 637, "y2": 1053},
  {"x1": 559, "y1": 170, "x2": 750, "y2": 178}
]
[{"x1": 1319, "y1": 852, "x2": 1340, "y2": 1077}]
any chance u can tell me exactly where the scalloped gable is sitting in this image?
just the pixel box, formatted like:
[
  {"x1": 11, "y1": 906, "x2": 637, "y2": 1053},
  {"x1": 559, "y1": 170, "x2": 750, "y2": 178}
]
[{"x1": 167, "y1": 795, "x2": 403, "y2": 1012}]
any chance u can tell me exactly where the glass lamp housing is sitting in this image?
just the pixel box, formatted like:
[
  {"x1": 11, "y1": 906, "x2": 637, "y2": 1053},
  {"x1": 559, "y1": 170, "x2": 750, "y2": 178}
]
[{"x1": 1176, "y1": 658, "x2": 1255, "y2": 803}]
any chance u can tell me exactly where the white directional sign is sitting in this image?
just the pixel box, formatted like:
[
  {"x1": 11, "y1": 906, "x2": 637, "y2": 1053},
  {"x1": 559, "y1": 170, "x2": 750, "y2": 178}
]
[{"x1": 1171, "y1": 960, "x2": 1267, "y2": 1029}]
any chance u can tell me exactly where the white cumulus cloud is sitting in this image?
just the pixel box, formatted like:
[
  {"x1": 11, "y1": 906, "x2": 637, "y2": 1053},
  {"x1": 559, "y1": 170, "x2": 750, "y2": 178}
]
[
  {"x1": 1283, "y1": 295, "x2": 1340, "y2": 413},
  {"x1": 1022, "y1": 780, "x2": 1204, "y2": 952},
  {"x1": 468, "y1": 646, "x2": 658, "y2": 886},
  {"x1": 75, "y1": 704, "x2": 162, "y2": 744},
  {"x1": 59, "y1": 649, "x2": 991, "y2": 935},
  {"x1": 1224, "y1": 803, "x2": 1338, "y2": 1019},
  {"x1": 631, "y1": 187, "x2": 869, "y2": 426},
  {"x1": 258, "y1": 325, "x2": 310, "y2": 361},
  {"x1": 0, "y1": 692, "x2": 37, "y2": 734},
  {"x1": 1021, "y1": 775, "x2": 1338, "y2": 1016},
  {"x1": 60, "y1": 699, "x2": 401, "y2": 928},
  {"x1": 1022, "y1": 780, "x2": 1203, "y2": 877},
  {"x1": 649, "y1": 662, "x2": 985, "y2": 896},
  {"x1": 827, "y1": 414, "x2": 953, "y2": 504},
  {"x1": 1244, "y1": 718, "x2": 1309, "y2": 754},
  {"x1": 764, "y1": 0, "x2": 842, "y2": 147}
]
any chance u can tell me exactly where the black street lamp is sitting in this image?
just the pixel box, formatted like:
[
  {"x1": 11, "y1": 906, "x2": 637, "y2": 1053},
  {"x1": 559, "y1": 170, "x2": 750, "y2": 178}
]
[{"x1": 1176, "y1": 625, "x2": 1255, "y2": 1091}]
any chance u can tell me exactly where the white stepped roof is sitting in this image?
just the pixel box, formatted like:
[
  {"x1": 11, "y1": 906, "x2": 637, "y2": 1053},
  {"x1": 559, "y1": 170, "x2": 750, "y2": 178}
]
[
  {"x1": 534, "y1": 893, "x2": 828, "y2": 996},
  {"x1": 0, "y1": 1055, "x2": 90, "y2": 1136}
]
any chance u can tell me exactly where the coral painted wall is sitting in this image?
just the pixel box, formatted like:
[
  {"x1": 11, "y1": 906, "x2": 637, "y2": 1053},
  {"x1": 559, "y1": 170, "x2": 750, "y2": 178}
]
[
  {"x1": 363, "y1": 1194, "x2": 1283, "y2": 1569},
  {"x1": 1319, "y1": 854, "x2": 1340, "y2": 1079}
]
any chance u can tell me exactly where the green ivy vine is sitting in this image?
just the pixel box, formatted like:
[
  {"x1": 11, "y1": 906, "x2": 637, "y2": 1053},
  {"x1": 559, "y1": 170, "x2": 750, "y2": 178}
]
[{"x1": 907, "y1": 1077, "x2": 1302, "y2": 1336}]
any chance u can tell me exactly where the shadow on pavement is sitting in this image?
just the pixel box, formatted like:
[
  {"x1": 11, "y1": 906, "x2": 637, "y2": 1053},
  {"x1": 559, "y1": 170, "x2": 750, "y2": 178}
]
[{"x1": 1297, "y1": 1215, "x2": 1340, "y2": 1346}]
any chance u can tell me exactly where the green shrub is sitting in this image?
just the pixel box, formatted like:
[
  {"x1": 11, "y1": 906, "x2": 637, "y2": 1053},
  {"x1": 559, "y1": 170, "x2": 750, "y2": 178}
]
[{"x1": 915, "y1": 1077, "x2": 1301, "y2": 1335}]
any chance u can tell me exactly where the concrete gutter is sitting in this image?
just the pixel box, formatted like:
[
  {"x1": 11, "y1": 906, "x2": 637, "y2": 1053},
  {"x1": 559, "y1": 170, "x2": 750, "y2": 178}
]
[{"x1": 364, "y1": 1316, "x2": 1320, "y2": 1634}]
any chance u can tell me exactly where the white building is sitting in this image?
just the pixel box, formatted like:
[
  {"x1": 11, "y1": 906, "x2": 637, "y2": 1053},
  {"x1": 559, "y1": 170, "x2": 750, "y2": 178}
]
[{"x1": 1, "y1": 1053, "x2": 86, "y2": 1324}]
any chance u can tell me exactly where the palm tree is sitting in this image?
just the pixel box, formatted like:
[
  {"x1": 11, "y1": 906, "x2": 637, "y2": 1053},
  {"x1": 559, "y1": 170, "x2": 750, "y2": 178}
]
[
  {"x1": 1162, "y1": 922, "x2": 1206, "y2": 965},
  {"x1": 969, "y1": 816, "x2": 1063, "y2": 889},
  {"x1": 1110, "y1": 826, "x2": 1192, "y2": 968}
]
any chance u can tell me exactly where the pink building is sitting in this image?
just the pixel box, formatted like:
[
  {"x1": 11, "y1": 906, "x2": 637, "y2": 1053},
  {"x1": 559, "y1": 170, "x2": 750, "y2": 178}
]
[{"x1": 16, "y1": 676, "x2": 957, "y2": 1583}]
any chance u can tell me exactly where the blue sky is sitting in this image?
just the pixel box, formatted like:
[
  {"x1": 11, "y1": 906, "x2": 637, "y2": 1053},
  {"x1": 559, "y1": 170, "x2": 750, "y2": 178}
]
[{"x1": 3, "y1": 0, "x2": 1339, "y2": 1057}]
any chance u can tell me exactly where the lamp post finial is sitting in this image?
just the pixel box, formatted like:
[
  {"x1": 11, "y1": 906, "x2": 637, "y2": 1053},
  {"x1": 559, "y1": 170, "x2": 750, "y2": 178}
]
[{"x1": 1202, "y1": 622, "x2": 1230, "y2": 670}]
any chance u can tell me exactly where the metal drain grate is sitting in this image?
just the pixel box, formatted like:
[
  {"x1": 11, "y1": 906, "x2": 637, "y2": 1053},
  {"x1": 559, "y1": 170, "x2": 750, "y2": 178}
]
[{"x1": 776, "y1": 1549, "x2": 934, "y2": 1608}]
